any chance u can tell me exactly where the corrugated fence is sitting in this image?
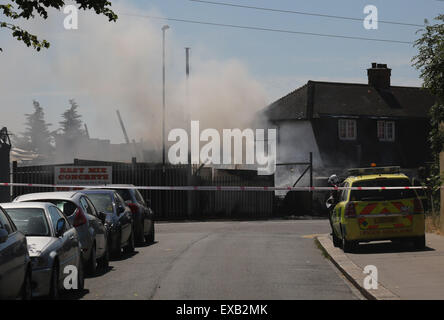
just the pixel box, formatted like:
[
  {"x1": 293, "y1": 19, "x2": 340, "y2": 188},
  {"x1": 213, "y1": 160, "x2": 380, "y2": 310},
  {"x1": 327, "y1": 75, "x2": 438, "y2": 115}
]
[{"x1": 11, "y1": 159, "x2": 275, "y2": 220}]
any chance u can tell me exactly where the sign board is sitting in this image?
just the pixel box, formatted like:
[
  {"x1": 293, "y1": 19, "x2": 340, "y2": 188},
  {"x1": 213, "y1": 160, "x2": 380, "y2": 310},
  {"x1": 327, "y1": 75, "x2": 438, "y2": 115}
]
[{"x1": 54, "y1": 166, "x2": 112, "y2": 187}]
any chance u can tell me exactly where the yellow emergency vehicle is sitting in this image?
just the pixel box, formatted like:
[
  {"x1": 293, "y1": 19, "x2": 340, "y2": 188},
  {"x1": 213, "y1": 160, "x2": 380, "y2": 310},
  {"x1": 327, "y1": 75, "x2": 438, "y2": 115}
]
[{"x1": 331, "y1": 167, "x2": 425, "y2": 252}]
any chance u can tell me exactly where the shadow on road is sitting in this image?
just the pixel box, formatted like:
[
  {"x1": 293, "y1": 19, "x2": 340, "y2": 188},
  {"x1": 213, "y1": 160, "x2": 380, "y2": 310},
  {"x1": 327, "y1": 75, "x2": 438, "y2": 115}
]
[
  {"x1": 352, "y1": 241, "x2": 435, "y2": 255},
  {"x1": 136, "y1": 240, "x2": 158, "y2": 248},
  {"x1": 61, "y1": 288, "x2": 90, "y2": 300},
  {"x1": 86, "y1": 265, "x2": 114, "y2": 278}
]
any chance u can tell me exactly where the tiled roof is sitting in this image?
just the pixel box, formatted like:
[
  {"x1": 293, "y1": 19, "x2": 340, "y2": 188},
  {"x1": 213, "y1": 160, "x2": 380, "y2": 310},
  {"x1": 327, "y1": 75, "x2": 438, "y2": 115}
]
[{"x1": 264, "y1": 80, "x2": 435, "y2": 121}]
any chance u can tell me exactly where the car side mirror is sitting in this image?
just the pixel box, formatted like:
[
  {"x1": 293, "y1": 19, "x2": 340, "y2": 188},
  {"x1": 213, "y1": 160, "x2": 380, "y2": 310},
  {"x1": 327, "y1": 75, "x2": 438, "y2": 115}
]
[
  {"x1": 56, "y1": 218, "x2": 66, "y2": 237},
  {"x1": 0, "y1": 228, "x2": 8, "y2": 243},
  {"x1": 98, "y1": 211, "x2": 107, "y2": 222},
  {"x1": 117, "y1": 205, "x2": 125, "y2": 215}
]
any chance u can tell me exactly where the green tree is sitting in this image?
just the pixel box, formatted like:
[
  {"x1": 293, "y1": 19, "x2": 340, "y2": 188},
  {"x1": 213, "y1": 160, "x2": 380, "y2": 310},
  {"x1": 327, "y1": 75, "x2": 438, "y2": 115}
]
[
  {"x1": 413, "y1": 14, "x2": 444, "y2": 212},
  {"x1": 13, "y1": 100, "x2": 53, "y2": 154},
  {"x1": 0, "y1": 0, "x2": 117, "y2": 52},
  {"x1": 58, "y1": 99, "x2": 85, "y2": 141}
]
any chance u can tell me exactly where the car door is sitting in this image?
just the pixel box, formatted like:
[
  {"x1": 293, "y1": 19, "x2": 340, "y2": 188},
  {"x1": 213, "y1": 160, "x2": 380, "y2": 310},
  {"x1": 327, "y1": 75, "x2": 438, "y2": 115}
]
[
  {"x1": 134, "y1": 189, "x2": 152, "y2": 232},
  {"x1": 333, "y1": 184, "x2": 348, "y2": 236},
  {"x1": 80, "y1": 196, "x2": 106, "y2": 257},
  {"x1": 48, "y1": 206, "x2": 78, "y2": 278},
  {"x1": 0, "y1": 208, "x2": 27, "y2": 299},
  {"x1": 114, "y1": 193, "x2": 131, "y2": 245}
]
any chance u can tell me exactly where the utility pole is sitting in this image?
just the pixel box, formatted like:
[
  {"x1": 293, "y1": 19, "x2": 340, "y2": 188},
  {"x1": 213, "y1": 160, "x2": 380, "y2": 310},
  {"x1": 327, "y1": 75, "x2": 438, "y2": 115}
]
[
  {"x1": 185, "y1": 47, "x2": 191, "y2": 164},
  {"x1": 162, "y1": 25, "x2": 170, "y2": 171}
]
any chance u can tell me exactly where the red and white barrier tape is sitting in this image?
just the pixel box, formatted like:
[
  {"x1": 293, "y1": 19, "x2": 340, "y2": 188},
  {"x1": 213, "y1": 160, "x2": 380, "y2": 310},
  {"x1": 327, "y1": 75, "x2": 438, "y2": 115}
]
[{"x1": 0, "y1": 182, "x2": 428, "y2": 192}]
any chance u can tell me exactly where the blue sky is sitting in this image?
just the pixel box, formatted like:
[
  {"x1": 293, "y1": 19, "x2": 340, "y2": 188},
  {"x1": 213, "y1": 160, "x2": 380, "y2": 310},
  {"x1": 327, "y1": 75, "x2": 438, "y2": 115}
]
[
  {"x1": 0, "y1": 0, "x2": 443, "y2": 143},
  {"x1": 128, "y1": 0, "x2": 443, "y2": 89}
]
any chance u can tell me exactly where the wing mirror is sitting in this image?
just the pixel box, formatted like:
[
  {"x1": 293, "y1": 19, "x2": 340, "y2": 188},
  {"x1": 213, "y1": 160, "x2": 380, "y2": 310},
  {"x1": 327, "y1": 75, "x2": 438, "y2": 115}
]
[
  {"x1": 55, "y1": 218, "x2": 66, "y2": 237},
  {"x1": 98, "y1": 211, "x2": 107, "y2": 222},
  {"x1": 0, "y1": 228, "x2": 8, "y2": 243},
  {"x1": 117, "y1": 205, "x2": 125, "y2": 215}
]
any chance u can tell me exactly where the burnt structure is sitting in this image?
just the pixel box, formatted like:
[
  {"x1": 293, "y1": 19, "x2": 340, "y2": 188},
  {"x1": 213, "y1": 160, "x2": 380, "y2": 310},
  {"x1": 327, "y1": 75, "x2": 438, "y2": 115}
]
[
  {"x1": 264, "y1": 63, "x2": 436, "y2": 170},
  {"x1": 0, "y1": 128, "x2": 11, "y2": 202}
]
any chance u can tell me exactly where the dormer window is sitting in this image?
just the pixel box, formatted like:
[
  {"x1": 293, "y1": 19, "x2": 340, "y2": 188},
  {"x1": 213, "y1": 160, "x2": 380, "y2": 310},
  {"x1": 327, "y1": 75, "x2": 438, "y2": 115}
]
[
  {"x1": 338, "y1": 119, "x2": 357, "y2": 141},
  {"x1": 377, "y1": 121, "x2": 395, "y2": 142}
]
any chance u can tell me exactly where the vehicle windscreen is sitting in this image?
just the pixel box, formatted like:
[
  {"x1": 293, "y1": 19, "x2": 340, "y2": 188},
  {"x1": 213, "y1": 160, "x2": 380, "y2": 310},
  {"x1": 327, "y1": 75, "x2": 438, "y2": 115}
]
[
  {"x1": 86, "y1": 193, "x2": 114, "y2": 213},
  {"x1": 35, "y1": 200, "x2": 77, "y2": 217},
  {"x1": 115, "y1": 189, "x2": 133, "y2": 202},
  {"x1": 4, "y1": 208, "x2": 50, "y2": 237},
  {"x1": 350, "y1": 178, "x2": 417, "y2": 202}
]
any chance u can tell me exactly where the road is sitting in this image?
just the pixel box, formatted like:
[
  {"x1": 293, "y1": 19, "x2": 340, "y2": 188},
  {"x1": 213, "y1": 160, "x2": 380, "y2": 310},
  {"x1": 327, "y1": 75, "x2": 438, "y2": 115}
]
[{"x1": 75, "y1": 220, "x2": 361, "y2": 300}]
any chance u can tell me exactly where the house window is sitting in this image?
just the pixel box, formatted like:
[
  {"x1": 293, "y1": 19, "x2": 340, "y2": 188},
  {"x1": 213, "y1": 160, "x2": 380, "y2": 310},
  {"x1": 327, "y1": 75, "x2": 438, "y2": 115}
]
[
  {"x1": 338, "y1": 119, "x2": 357, "y2": 141},
  {"x1": 377, "y1": 121, "x2": 395, "y2": 142}
]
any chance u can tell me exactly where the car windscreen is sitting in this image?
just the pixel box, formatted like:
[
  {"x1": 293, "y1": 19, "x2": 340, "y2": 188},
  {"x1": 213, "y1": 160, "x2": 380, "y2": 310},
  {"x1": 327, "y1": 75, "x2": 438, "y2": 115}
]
[
  {"x1": 350, "y1": 178, "x2": 417, "y2": 201},
  {"x1": 4, "y1": 208, "x2": 51, "y2": 237},
  {"x1": 115, "y1": 189, "x2": 133, "y2": 202},
  {"x1": 35, "y1": 200, "x2": 77, "y2": 217},
  {"x1": 85, "y1": 193, "x2": 114, "y2": 213}
]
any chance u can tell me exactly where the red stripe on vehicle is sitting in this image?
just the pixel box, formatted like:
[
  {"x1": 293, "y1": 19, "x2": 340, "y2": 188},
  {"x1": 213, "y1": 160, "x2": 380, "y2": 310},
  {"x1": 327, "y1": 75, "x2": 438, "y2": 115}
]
[{"x1": 360, "y1": 203, "x2": 378, "y2": 215}]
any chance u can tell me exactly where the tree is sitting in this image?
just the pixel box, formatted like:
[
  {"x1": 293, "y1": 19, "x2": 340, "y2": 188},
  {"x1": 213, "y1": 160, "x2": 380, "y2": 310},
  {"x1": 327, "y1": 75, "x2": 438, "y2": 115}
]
[
  {"x1": 412, "y1": 14, "x2": 444, "y2": 213},
  {"x1": 13, "y1": 100, "x2": 53, "y2": 154},
  {"x1": 58, "y1": 99, "x2": 85, "y2": 141},
  {"x1": 0, "y1": 0, "x2": 117, "y2": 52}
]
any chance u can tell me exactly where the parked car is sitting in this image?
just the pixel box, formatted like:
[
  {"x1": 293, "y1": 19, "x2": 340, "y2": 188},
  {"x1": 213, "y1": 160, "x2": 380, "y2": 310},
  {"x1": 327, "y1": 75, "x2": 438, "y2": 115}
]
[
  {"x1": 0, "y1": 205, "x2": 32, "y2": 300},
  {"x1": 14, "y1": 192, "x2": 109, "y2": 275},
  {"x1": 80, "y1": 189, "x2": 135, "y2": 258},
  {"x1": 90, "y1": 185, "x2": 155, "y2": 244},
  {"x1": 1, "y1": 202, "x2": 84, "y2": 299}
]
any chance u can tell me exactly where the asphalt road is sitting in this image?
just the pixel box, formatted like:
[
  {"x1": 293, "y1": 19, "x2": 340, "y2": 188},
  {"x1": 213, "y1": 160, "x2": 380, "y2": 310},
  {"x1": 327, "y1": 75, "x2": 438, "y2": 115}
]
[{"x1": 75, "y1": 220, "x2": 361, "y2": 300}]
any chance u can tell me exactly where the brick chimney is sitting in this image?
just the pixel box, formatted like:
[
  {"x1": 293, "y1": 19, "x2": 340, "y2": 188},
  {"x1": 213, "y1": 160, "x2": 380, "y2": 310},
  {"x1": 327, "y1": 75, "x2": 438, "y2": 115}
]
[{"x1": 367, "y1": 63, "x2": 391, "y2": 89}]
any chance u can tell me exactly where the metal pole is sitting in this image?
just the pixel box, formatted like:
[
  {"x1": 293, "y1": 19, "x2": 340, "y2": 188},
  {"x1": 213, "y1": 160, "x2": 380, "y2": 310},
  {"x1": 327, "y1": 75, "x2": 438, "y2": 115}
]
[
  {"x1": 309, "y1": 152, "x2": 313, "y2": 214},
  {"x1": 162, "y1": 25, "x2": 169, "y2": 171}
]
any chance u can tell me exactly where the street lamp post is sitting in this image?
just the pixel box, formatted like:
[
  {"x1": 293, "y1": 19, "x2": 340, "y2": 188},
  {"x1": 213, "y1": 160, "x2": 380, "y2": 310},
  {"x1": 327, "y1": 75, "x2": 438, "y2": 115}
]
[{"x1": 162, "y1": 25, "x2": 170, "y2": 170}]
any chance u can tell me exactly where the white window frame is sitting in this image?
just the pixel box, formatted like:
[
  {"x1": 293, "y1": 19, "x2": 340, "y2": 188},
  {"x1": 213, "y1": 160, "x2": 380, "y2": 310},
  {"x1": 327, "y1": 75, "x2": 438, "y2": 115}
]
[
  {"x1": 338, "y1": 119, "x2": 357, "y2": 141},
  {"x1": 377, "y1": 121, "x2": 395, "y2": 142}
]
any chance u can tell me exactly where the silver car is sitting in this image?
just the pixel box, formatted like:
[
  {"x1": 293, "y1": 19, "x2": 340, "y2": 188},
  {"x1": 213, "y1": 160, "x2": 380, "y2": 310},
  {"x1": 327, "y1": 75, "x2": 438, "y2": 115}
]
[
  {"x1": 1, "y1": 202, "x2": 84, "y2": 299},
  {"x1": 14, "y1": 192, "x2": 108, "y2": 276}
]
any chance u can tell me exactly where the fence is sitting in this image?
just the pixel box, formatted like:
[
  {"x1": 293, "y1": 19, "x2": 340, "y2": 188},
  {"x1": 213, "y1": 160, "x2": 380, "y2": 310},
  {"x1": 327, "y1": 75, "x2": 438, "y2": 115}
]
[{"x1": 11, "y1": 159, "x2": 275, "y2": 220}]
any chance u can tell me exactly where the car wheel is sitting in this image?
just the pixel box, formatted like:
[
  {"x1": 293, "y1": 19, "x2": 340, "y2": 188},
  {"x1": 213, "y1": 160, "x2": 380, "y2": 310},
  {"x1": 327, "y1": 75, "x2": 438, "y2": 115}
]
[
  {"x1": 413, "y1": 235, "x2": 426, "y2": 250},
  {"x1": 342, "y1": 236, "x2": 356, "y2": 253},
  {"x1": 332, "y1": 231, "x2": 341, "y2": 248},
  {"x1": 123, "y1": 231, "x2": 135, "y2": 254},
  {"x1": 77, "y1": 257, "x2": 85, "y2": 291},
  {"x1": 97, "y1": 246, "x2": 109, "y2": 271},
  {"x1": 145, "y1": 221, "x2": 155, "y2": 243},
  {"x1": 49, "y1": 264, "x2": 60, "y2": 300},
  {"x1": 138, "y1": 220, "x2": 145, "y2": 244},
  {"x1": 21, "y1": 267, "x2": 32, "y2": 300},
  {"x1": 87, "y1": 244, "x2": 97, "y2": 276}
]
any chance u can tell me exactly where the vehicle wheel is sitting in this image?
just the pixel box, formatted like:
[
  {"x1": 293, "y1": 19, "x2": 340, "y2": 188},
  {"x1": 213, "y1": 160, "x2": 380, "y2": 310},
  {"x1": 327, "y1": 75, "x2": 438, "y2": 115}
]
[
  {"x1": 77, "y1": 257, "x2": 85, "y2": 291},
  {"x1": 87, "y1": 244, "x2": 97, "y2": 276},
  {"x1": 21, "y1": 267, "x2": 32, "y2": 300},
  {"x1": 123, "y1": 231, "x2": 135, "y2": 254},
  {"x1": 49, "y1": 264, "x2": 60, "y2": 300},
  {"x1": 342, "y1": 237, "x2": 356, "y2": 253},
  {"x1": 145, "y1": 221, "x2": 155, "y2": 243},
  {"x1": 332, "y1": 231, "x2": 341, "y2": 248},
  {"x1": 413, "y1": 235, "x2": 426, "y2": 250},
  {"x1": 97, "y1": 246, "x2": 109, "y2": 271},
  {"x1": 138, "y1": 220, "x2": 145, "y2": 244}
]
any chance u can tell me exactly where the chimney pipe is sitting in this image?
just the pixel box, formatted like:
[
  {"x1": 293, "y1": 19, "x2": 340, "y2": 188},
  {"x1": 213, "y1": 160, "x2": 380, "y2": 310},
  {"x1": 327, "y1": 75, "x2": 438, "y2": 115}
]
[{"x1": 367, "y1": 63, "x2": 391, "y2": 89}]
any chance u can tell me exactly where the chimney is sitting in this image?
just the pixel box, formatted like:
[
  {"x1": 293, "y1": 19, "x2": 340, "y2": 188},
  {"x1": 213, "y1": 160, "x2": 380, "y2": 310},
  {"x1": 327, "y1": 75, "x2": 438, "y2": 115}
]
[{"x1": 367, "y1": 63, "x2": 391, "y2": 89}]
